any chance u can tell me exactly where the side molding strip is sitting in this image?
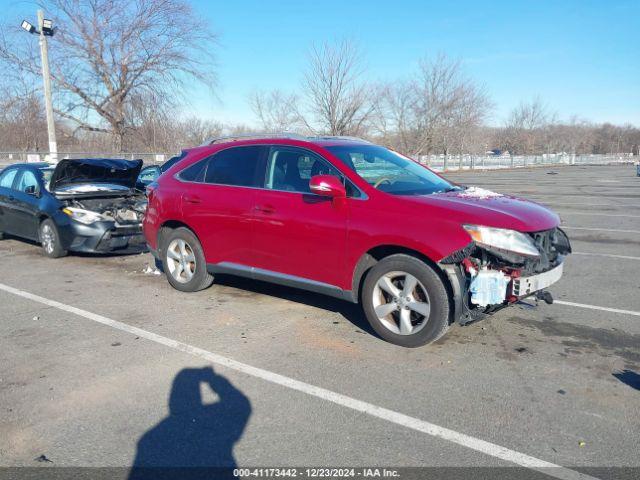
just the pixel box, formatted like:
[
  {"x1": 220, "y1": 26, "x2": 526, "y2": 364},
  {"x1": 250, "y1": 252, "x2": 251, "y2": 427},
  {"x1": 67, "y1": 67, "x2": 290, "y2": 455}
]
[{"x1": 207, "y1": 262, "x2": 355, "y2": 303}]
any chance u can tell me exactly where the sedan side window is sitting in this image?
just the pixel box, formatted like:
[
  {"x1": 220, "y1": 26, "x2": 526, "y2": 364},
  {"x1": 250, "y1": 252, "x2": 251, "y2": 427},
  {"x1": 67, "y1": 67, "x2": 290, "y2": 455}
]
[
  {"x1": 0, "y1": 169, "x2": 18, "y2": 189},
  {"x1": 138, "y1": 167, "x2": 159, "y2": 183},
  {"x1": 16, "y1": 171, "x2": 39, "y2": 193}
]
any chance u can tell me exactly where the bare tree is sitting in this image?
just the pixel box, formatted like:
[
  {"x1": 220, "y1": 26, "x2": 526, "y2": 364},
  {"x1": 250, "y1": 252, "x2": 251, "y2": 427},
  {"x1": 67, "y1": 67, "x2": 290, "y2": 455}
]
[
  {"x1": 371, "y1": 80, "x2": 418, "y2": 154},
  {"x1": 502, "y1": 97, "x2": 553, "y2": 154},
  {"x1": 302, "y1": 39, "x2": 373, "y2": 135},
  {"x1": 0, "y1": 0, "x2": 217, "y2": 151},
  {"x1": 249, "y1": 90, "x2": 303, "y2": 132},
  {"x1": 373, "y1": 54, "x2": 492, "y2": 157},
  {"x1": 0, "y1": 77, "x2": 56, "y2": 151}
]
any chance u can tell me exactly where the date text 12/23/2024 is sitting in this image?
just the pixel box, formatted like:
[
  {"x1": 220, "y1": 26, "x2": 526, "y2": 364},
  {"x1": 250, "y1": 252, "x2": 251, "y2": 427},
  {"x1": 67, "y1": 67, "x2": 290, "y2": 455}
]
[{"x1": 233, "y1": 468, "x2": 400, "y2": 478}]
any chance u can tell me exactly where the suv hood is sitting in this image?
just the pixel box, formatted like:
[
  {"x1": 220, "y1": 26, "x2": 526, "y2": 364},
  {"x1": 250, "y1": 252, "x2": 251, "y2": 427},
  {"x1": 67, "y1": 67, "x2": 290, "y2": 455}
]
[
  {"x1": 403, "y1": 186, "x2": 560, "y2": 232},
  {"x1": 50, "y1": 158, "x2": 143, "y2": 193}
]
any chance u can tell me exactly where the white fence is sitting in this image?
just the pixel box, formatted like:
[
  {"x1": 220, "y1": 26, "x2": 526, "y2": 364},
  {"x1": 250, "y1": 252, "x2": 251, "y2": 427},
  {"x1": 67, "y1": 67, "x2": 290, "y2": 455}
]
[
  {"x1": 418, "y1": 153, "x2": 635, "y2": 172},
  {"x1": 0, "y1": 151, "x2": 636, "y2": 171},
  {"x1": 0, "y1": 151, "x2": 173, "y2": 166}
]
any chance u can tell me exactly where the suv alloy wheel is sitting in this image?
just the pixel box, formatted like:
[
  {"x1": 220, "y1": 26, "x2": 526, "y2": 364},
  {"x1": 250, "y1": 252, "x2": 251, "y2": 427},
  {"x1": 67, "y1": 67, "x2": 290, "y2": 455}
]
[
  {"x1": 362, "y1": 254, "x2": 450, "y2": 347},
  {"x1": 161, "y1": 227, "x2": 214, "y2": 292}
]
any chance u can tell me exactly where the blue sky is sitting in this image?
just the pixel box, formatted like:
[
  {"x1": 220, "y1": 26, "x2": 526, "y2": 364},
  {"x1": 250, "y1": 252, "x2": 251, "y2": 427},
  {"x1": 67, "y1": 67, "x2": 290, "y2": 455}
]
[{"x1": 5, "y1": 0, "x2": 639, "y2": 126}]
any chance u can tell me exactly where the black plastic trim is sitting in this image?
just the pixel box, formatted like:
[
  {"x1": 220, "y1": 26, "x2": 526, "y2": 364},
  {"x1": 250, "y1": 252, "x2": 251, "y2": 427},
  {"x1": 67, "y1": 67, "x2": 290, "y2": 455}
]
[{"x1": 207, "y1": 262, "x2": 355, "y2": 303}]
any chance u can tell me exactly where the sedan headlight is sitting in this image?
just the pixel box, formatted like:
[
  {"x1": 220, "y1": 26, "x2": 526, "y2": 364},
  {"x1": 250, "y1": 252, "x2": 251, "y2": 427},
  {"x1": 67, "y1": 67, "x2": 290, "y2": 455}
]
[
  {"x1": 463, "y1": 225, "x2": 540, "y2": 258},
  {"x1": 62, "y1": 207, "x2": 105, "y2": 225}
]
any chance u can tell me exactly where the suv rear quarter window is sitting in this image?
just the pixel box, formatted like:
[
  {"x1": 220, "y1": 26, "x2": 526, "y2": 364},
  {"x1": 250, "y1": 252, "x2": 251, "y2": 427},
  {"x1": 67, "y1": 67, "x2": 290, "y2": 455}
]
[{"x1": 178, "y1": 159, "x2": 207, "y2": 182}]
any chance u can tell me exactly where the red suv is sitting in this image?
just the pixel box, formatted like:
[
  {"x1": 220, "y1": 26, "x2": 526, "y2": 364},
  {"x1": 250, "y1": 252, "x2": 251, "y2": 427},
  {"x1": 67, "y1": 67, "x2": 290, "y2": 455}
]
[{"x1": 143, "y1": 136, "x2": 571, "y2": 347}]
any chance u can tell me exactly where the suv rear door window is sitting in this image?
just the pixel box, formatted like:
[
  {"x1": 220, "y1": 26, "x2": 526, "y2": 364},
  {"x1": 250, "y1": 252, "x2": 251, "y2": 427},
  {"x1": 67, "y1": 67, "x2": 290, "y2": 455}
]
[{"x1": 204, "y1": 146, "x2": 265, "y2": 187}]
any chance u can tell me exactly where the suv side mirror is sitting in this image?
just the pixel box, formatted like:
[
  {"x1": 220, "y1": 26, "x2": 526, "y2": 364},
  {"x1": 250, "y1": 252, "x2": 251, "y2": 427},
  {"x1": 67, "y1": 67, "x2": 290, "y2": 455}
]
[
  {"x1": 25, "y1": 185, "x2": 39, "y2": 197},
  {"x1": 309, "y1": 175, "x2": 346, "y2": 198}
]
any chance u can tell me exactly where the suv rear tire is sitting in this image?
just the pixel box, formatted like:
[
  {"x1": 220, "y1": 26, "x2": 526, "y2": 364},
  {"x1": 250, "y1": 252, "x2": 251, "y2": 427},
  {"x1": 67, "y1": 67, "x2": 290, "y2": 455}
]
[
  {"x1": 161, "y1": 227, "x2": 214, "y2": 292},
  {"x1": 362, "y1": 254, "x2": 450, "y2": 347}
]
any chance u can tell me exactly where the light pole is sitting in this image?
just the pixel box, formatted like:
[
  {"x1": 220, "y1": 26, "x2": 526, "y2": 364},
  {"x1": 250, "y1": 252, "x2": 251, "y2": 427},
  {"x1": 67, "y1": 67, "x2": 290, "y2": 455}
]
[{"x1": 21, "y1": 10, "x2": 58, "y2": 163}]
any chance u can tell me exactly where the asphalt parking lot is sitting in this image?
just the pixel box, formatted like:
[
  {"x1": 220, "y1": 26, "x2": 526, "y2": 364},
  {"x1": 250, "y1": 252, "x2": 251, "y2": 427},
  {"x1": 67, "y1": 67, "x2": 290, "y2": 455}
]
[{"x1": 0, "y1": 165, "x2": 638, "y2": 479}]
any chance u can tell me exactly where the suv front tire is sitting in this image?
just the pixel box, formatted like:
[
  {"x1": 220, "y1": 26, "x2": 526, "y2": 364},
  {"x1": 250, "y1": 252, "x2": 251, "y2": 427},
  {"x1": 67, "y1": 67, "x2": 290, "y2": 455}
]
[{"x1": 362, "y1": 254, "x2": 450, "y2": 347}]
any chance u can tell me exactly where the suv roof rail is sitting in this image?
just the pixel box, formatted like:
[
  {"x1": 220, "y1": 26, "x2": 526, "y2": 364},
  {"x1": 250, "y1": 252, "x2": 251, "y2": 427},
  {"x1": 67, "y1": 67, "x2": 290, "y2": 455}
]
[
  {"x1": 200, "y1": 132, "x2": 307, "y2": 146},
  {"x1": 307, "y1": 135, "x2": 372, "y2": 144}
]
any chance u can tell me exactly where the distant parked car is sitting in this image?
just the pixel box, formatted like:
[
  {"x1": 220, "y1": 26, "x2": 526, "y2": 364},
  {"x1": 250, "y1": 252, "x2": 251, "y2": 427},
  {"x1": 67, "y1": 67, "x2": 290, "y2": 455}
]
[
  {"x1": 135, "y1": 152, "x2": 187, "y2": 191},
  {"x1": 0, "y1": 159, "x2": 148, "y2": 258},
  {"x1": 143, "y1": 135, "x2": 571, "y2": 347}
]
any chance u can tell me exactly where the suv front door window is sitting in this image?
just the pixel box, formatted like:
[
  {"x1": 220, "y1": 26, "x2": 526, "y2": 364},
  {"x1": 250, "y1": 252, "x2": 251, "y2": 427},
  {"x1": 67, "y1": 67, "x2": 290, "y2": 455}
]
[{"x1": 264, "y1": 147, "x2": 360, "y2": 197}]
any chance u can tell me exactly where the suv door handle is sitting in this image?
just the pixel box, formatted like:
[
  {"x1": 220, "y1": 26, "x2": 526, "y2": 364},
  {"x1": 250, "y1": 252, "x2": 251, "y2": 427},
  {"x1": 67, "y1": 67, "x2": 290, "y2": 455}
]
[
  {"x1": 8, "y1": 195, "x2": 15, "y2": 202},
  {"x1": 254, "y1": 204, "x2": 275, "y2": 214},
  {"x1": 183, "y1": 195, "x2": 201, "y2": 204}
]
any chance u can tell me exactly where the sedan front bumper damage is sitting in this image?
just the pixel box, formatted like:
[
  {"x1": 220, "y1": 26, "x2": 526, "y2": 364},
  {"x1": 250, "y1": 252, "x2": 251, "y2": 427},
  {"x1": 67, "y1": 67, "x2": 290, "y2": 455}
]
[
  {"x1": 512, "y1": 262, "x2": 564, "y2": 298},
  {"x1": 62, "y1": 221, "x2": 147, "y2": 254}
]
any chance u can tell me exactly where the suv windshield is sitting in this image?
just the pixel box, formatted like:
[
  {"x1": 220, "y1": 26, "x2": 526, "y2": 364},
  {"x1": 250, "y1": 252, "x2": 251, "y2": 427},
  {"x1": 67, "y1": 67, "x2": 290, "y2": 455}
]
[{"x1": 326, "y1": 145, "x2": 458, "y2": 196}]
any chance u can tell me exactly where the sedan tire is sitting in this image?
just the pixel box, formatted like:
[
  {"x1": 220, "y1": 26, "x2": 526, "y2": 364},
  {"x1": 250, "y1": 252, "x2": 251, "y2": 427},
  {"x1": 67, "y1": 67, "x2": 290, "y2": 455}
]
[
  {"x1": 161, "y1": 227, "x2": 214, "y2": 292},
  {"x1": 39, "y1": 219, "x2": 68, "y2": 259},
  {"x1": 362, "y1": 254, "x2": 450, "y2": 347}
]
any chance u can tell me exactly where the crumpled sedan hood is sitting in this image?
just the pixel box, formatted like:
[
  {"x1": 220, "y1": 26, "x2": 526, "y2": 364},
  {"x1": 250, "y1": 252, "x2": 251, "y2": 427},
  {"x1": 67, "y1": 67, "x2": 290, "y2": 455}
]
[
  {"x1": 402, "y1": 186, "x2": 560, "y2": 232},
  {"x1": 50, "y1": 158, "x2": 143, "y2": 192}
]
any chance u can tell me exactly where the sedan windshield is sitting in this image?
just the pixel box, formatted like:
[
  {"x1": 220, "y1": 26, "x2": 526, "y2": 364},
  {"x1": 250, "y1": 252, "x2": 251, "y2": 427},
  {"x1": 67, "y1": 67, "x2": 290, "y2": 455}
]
[
  {"x1": 40, "y1": 168, "x2": 54, "y2": 191},
  {"x1": 325, "y1": 145, "x2": 458, "y2": 195}
]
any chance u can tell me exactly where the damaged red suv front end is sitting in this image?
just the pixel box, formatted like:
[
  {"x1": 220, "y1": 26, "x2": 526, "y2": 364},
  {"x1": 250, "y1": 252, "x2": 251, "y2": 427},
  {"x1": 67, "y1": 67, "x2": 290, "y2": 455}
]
[{"x1": 429, "y1": 188, "x2": 572, "y2": 325}]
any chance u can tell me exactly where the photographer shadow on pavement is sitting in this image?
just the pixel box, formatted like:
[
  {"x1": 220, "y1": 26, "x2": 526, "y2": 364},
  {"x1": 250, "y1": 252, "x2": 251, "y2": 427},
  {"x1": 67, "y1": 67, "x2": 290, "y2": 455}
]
[{"x1": 129, "y1": 366, "x2": 252, "y2": 480}]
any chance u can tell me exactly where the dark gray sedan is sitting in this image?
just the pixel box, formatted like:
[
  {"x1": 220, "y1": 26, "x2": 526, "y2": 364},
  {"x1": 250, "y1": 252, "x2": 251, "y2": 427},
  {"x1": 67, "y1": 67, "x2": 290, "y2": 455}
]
[{"x1": 0, "y1": 159, "x2": 147, "y2": 258}]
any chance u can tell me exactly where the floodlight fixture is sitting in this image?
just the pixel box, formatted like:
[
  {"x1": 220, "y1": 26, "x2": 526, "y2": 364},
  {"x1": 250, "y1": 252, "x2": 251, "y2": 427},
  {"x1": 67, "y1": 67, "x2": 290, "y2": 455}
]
[
  {"x1": 42, "y1": 18, "x2": 54, "y2": 36},
  {"x1": 21, "y1": 20, "x2": 36, "y2": 34}
]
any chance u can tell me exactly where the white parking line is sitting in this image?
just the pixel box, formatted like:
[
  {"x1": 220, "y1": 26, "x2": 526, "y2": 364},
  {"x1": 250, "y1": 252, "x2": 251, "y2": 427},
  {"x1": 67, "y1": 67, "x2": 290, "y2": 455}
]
[
  {"x1": 529, "y1": 200, "x2": 640, "y2": 208},
  {"x1": 562, "y1": 226, "x2": 640, "y2": 234},
  {"x1": 0, "y1": 282, "x2": 597, "y2": 480},
  {"x1": 559, "y1": 211, "x2": 640, "y2": 218},
  {"x1": 555, "y1": 300, "x2": 640, "y2": 317},
  {"x1": 573, "y1": 252, "x2": 640, "y2": 261}
]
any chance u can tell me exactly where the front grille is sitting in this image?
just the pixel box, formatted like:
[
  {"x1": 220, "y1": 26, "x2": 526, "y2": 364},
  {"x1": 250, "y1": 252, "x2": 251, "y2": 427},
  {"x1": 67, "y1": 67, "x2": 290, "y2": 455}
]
[{"x1": 112, "y1": 224, "x2": 143, "y2": 236}]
